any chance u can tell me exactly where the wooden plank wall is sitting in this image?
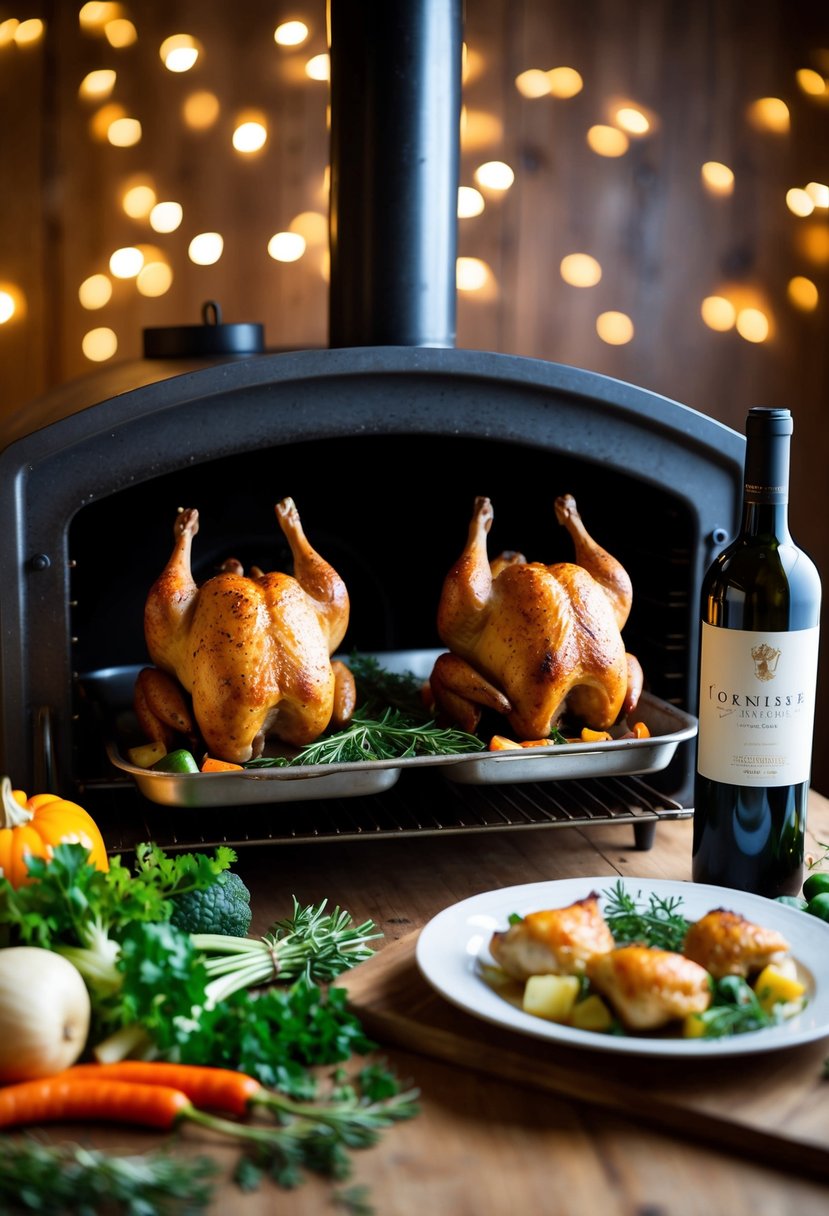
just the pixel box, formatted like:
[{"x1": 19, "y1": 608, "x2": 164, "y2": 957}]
[{"x1": 1, "y1": 0, "x2": 828, "y2": 789}]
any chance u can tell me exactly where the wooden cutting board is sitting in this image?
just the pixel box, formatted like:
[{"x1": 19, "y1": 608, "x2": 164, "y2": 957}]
[{"x1": 337, "y1": 930, "x2": 829, "y2": 1179}]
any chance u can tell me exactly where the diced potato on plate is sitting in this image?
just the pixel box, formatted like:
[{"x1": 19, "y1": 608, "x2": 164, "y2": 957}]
[
  {"x1": 522, "y1": 974, "x2": 580, "y2": 1022},
  {"x1": 570, "y1": 993, "x2": 614, "y2": 1032},
  {"x1": 753, "y1": 964, "x2": 806, "y2": 1014}
]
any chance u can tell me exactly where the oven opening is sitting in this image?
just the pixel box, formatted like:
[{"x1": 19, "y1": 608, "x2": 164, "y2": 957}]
[{"x1": 68, "y1": 432, "x2": 696, "y2": 847}]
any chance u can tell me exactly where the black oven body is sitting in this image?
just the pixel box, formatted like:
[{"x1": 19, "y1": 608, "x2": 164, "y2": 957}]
[{"x1": 0, "y1": 345, "x2": 744, "y2": 835}]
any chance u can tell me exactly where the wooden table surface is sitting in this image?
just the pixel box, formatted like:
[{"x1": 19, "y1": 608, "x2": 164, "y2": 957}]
[{"x1": 28, "y1": 792, "x2": 829, "y2": 1214}]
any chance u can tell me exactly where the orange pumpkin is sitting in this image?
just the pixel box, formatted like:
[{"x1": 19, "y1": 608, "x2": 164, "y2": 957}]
[{"x1": 0, "y1": 776, "x2": 109, "y2": 887}]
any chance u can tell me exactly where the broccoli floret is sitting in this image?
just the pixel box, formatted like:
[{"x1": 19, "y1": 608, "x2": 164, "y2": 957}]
[{"x1": 169, "y1": 870, "x2": 252, "y2": 937}]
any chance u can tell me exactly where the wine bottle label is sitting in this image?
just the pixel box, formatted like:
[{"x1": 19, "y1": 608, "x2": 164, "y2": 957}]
[{"x1": 697, "y1": 622, "x2": 820, "y2": 786}]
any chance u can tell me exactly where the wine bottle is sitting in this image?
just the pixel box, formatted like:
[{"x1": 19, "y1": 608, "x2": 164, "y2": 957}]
[{"x1": 692, "y1": 406, "x2": 822, "y2": 897}]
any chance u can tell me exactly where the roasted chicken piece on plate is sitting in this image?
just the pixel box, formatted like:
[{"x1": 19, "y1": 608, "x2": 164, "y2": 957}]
[
  {"x1": 140, "y1": 498, "x2": 355, "y2": 764},
  {"x1": 587, "y1": 945, "x2": 712, "y2": 1031},
  {"x1": 682, "y1": 908, "x2": 790, "y2": 979},
  {"x1": 429, "y1": 494, "x2": 644, "y2": 740},
  {"x1": 489, "y1": 894, "x2": 616, "y2": 980}
]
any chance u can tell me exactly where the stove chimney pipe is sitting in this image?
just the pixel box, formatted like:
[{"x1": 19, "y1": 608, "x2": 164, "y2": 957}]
[{"x1": 327, "y1": 0, "x2": 463, "y2": 349}]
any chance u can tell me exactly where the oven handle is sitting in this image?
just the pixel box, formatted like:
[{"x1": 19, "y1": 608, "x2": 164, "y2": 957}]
[{"x1": 33, "y1": 705, "x2": 58, "y2": 793}]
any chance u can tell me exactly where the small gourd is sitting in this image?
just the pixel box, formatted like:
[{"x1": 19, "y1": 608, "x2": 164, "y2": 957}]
[{"x1": 0, "y1": 776, "x2": 109, "y2": 886}]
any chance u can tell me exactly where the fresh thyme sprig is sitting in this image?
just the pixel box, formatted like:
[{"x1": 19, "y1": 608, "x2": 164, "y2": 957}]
[
  {"x1": 602, "y1": 880, "x2": 691, "y2": 952},
  {"x1": 245, "y1": 705, "x2": 484, "y2": 768},
  {"x1": 194, "y1": 897, "x2": 384, "y2": 1004}
]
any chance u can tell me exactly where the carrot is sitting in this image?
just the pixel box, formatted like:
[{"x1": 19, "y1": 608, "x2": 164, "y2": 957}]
[
  {"x1": 0, "y1": 1076, "x2": 192, "y2": 1130},
  {"x1": 67, "y1": 1061, "x2": 261, "y2": 1117},
  {"x1": 200, "y1": 757, "x2": 244, "y2": 772}
]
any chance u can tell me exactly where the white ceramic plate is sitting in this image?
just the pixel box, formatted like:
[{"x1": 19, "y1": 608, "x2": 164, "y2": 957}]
[{"x1": 415, "y1": 876, "x2": 829, "y2": 1058}]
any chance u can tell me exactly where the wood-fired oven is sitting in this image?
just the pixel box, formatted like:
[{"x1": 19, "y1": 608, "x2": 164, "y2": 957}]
[{"x1": 0, "y1": 0, "x2": 746, "y2": 854}]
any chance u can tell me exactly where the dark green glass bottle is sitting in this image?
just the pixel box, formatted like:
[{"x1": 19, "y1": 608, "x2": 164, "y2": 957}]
[{"x1": 692, "y1": 407, "x2": 822, "y2": 896}]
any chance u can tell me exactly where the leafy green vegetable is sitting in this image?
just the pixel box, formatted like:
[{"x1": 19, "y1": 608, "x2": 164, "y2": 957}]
[
  {"x1": 170, "y1": 870, "x2": 253, "y2": 937},
  {"x1": 602, "y1": 879, "x2": 691, "y2": 952},
  {"x1": 347, "y1": 652, "x2": 431, "y2": 716},
  {"x1": 691, "y1": 975, "x2": 778, "y2": 1038},
  {"x1": 0, "y1": 1137, "x2": 218, "y2": 1215}
]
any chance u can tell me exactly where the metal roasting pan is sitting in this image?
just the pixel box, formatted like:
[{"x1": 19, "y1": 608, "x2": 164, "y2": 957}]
[{"x1": 82, "y1": 650, "x2": 698, "y2": 810}]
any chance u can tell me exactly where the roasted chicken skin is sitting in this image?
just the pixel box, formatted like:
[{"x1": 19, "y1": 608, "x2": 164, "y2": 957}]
[
  {"x1": 682, "y1": 909, "x2": 790, "y2": 979},
  {"x1": 430, "y1": 494, "x2": 644, "y2": 739},
  {"x1": 490, "y1": 894, "x2": 615, "y2": 980},
  {"x1": 143, "y1": 498, "x2": 355, "y2": 764},
  {"x1": 587, "y1": 945, "x2": 712, "y2": 1031}
]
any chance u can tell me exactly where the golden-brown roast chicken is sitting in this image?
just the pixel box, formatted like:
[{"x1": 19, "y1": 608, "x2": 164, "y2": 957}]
[
  {"x1": 141, "y1": 498, "x2": 355, "y2": 764},
  {"x1": 587, "y1": 945, "x2": 712, "y2": 1031},
  {"x1": 490, "y1": 894, "x2": 616, "y2": 980},
  {"x1": 429, "y1": 494, "x2": 644, "y2": 739},
  {"x1": 682, "y1": 909, "x2": 790, "y2": 979}
]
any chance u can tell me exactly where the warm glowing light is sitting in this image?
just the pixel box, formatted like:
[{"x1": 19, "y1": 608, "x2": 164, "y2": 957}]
[
  {"x1": 596, "y1": 311, "x2": 634, "y2": 344},
  {"x1": 305, "y1": 53, "x2": 329, "y2": 81},
  {"x1": 267, "y1": 232, "x2": 306, "y2": 262},
  {"x1": 0, "y1": 283, "x2": 26, "y2": 322},
  {"x1": 109, "y1": 246, "x2": 144, "y2": 278},
  {"x1": 137, "y1": 262, "x2": 173, "y2": 297},
  {"x1": 735, "y1": 308, "x2": 770, "y2": 343},
  {"x1": 560, "y1": 253, "x2": 602, "y2": 287},
  {"x1": 274, "y1": 20, "x2": 309, "y2": 47},
  {"x1": 0, "y1": 292, "x2": 15, "y2": 324},
  {"x1": 613, "y1": 106, "x2": 650, "y2": 135},
  {"x1": 107, "y1": 116, "x2": 142, "y2": 147},
  {"x1": 183, "y1": 91, "x2": 220, "y2": 129},
  {"x1": 796, "y1": 68, "x2": 827, "y2": 96},
  {"x1": 160, "y1": 34, "x2": 200, "y2": 73},
  {"x1": 700, "y1": 295, "x2": 736, "y2": 332},
  {"x1": 587, "y1": 125, "x2": 629, "y2": 157},
  {"x1": 82, "y1": 327, "x2": 118, "y2": 362},
  {"x1": 150, "y1": 201, "x2": 183, "y2": 233},
  {"x1": 515, "y1": 69, "x2": 551, "y2": 99},
  {"x1": 232, "y1": 119, "x2": 268, "y2": 154},
  {"x1": 188, "y1": 232, "x2": 224, "y2": 265},
  {"x1": 79, "y1": 3, "x2": 123, "y2": 30},
  {"x1": 474, "y1": 161, "x2": 514, "y2": 191},
  {"x1": 463, "y1": 45, "x2": 485, "y2": 86},
  {"x1": 806, "y1": 181, "x2": 829, "y2": 208},
  {"x1": 787, "y1": 188, "x2": 815, "y2": 217},
  {"x1": 788, "y1": 276, "x2": 819, "y2": 311},
  {"x1": 14, "y1": 18, "x2": 45, "y2": 45},
  {"x1": 0, "y1": 19, "x2": 19, "y2": 46},
  {"x1": 460, "y1": 108, "x2": 503, "y2": 150},
  {"x1": 122, "y1": 183, "x2": 156, "y2": 218},
  {"x1": 289, "y1": 211, "x2": 327, "y2": 245},
  {"x1": 747, "y1": 97, "x2": 790, "y2": 133},
  {"x1": 90, "y1": 103, "x2": 125, "y2": 141},
  {"x1": 78, "y1": 274, "x2": 112, "y2": 309},
  {"x1": 456, "y1": 257, "x2": 492, "y2": 292},
  {"x1": 79, "y1": 69, "x2": 116, "y2": 100},
  {"x1": 701, "y1": 161, "x2": 734, "y2": 195},
  {"x1": 105, "y1": 18, "x2": 136, "y2": 47},
  {"x1": 797, "y1": 223, "x2": 829, "y2": 265},
  {"x1": 458, "y1": 186, "x2": 485, "y2": 218},
  {"x1": 547, "y1": 67, "x2": 583, "y2": 98}
]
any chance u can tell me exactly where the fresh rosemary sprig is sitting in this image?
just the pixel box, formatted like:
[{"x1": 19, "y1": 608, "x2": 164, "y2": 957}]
[
  {"x1": 0, "y1": 1138, "x2": 218, "y2": 1215},
  {"x1": 194, "y1": 897, "x2": 384, "y2": 1004},
  {"x1": 245, "y1": 705, "x2": 484, "y2": 768},
  {"x1": 602, "y1": 880, "x2": 691, "y2": 952},
  {"x1": 346, "y1": 652, "x2": 430, "y2": 717}
]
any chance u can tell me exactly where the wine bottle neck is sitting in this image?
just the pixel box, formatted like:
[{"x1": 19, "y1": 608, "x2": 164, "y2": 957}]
[
  {"x1": 739, "y1": 499, "x2": 791, "y2": 540},
  {"x1": 741, "y1": 407, "x2": 792, "y2": 539}
]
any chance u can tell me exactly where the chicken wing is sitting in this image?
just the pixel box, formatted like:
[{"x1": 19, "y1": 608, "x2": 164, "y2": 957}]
[
  {"x1": 489, "y1": 893, "x2": 615, "y2": 980},
  {"x1": 587, "y1": 945, "x2": 712, "y2": 1031},
  {"x1": 682, "y1": 908, "x2": 790, "y2": 979}
]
